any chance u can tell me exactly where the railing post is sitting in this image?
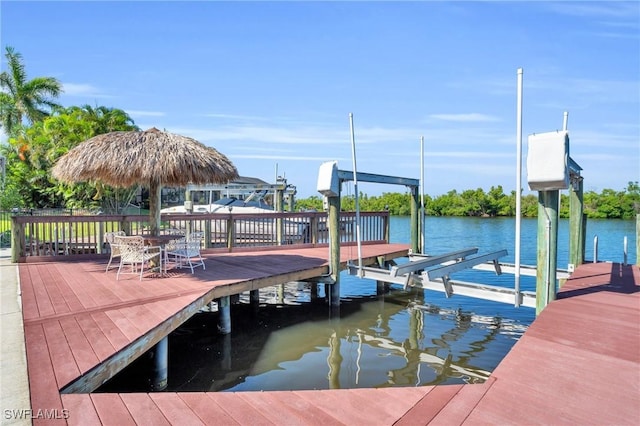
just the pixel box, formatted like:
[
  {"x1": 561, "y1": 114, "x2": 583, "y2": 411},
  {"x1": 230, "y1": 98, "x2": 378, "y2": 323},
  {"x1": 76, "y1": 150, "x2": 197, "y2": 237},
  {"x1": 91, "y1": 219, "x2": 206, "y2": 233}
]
[
  {"x1": 11, "y1": 217, "x2": 25, "y2": 262},
  {"x1": 97, "y1": 222, "x2": 105, "y2": 254},
  {"x1": 204, "y1": 219, "x2": 212, "y2": 249},
  {"x1": 384, "y1": 212, "x2": 390, "y2": 243},
  {"x1": 226, "y1": 215, "x2": 234, "y2": 251},
  {"x1": 593, "y1": 236, "x2": 598, "y2": 263},
  {"x1": 310, "y1": 214, "x2": 318, "y2": 245},
  {"x1": 623, "y1": 236, "x2": 628, "y2": 266}
]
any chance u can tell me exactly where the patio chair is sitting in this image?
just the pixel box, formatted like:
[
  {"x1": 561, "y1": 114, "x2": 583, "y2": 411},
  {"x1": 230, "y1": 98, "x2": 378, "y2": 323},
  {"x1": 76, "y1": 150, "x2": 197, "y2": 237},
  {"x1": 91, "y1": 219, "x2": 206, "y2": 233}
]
[
  {"x1": 105, "y1": 230, "x2": 126, "y2": 272},
  {"x1": 114, "y1": 235, "x2": 163, "y2": 281},
  {"x1": 165, "y1": 231, "x2": 205, "y2": 274}
]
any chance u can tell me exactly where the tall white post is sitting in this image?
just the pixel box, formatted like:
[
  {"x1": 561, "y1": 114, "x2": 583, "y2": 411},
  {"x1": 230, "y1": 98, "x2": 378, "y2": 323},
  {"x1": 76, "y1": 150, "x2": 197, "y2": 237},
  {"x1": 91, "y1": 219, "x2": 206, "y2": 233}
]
[
  {"x1": 515, "y1": 68, "x2": 524, "y2": 307},
  {"x1": 349, "y1": 113, "x2": 363, "y2": 275},
  {"x1": 420, "y1": 136, "x2": 425, "y2": 253}
]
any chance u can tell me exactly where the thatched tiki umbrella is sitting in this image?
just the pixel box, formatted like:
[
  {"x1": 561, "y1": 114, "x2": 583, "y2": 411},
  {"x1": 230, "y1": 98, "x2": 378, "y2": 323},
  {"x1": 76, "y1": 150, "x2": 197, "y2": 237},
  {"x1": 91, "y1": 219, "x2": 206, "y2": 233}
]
[{"x1": 52, "y1": 127, "x2": 238, "y2": 235}]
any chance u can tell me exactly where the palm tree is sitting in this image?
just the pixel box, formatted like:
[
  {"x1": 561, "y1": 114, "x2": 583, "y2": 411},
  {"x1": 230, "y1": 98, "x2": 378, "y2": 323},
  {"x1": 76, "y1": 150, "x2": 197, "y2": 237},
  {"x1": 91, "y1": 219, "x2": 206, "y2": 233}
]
[{"x1": 0, "y1": 46, "x2": 62, "y2": 135}]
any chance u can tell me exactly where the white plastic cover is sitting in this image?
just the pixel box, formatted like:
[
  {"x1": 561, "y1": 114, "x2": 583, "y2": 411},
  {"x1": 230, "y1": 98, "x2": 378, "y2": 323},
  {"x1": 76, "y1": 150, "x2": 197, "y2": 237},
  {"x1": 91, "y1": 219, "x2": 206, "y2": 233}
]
[
  {"x1": 317, "y1": 161, "x2": 340, "y2": 197},
  {"x1": 527, "y1": 131, "x2": 569, "y2": 191}
]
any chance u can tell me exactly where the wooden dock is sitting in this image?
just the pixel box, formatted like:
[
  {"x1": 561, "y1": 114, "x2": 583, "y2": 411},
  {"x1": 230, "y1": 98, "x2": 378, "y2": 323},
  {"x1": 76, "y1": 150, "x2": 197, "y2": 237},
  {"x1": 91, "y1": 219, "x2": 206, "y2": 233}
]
[{"x1": 4, "y1": 247, "x2": 639, "y2": 425}]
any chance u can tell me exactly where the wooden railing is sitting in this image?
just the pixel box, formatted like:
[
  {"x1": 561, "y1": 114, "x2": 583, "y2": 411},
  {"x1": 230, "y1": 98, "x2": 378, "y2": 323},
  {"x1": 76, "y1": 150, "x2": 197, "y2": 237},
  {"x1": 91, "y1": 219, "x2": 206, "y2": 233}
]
[{"x1": 10, "y1": 211, "x2": 390, "y2": 262}]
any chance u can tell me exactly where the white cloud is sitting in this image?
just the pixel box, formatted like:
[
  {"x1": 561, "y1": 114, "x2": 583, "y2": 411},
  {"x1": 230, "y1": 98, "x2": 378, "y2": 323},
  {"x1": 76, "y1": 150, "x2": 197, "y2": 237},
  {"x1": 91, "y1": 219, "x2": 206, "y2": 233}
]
[
  {"x1": 547, "y1": 2, "x2": 639, "y2": 20},
  {"x1": 203, "y1": 113, "x2": 269, "y2": 121},
  {"x1": 232, "y1": 154, "x2": 347, "y2": 161},
  {"x1": 61, "y1": 82, "x2": 109, "y2": 98},
  {"x1": 428, "y1": 113, "x2": 501, "y2": 123},
  {"x1": 126, "y1": 110, "x2": 166, "y2": 118}
]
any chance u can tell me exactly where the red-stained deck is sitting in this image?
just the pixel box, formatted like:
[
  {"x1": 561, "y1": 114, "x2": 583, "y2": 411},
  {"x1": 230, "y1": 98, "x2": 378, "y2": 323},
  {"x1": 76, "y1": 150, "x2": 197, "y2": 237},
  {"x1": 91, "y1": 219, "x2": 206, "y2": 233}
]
[{"x1": 16, "y1": 249, "x2": 640, "y2": 425}]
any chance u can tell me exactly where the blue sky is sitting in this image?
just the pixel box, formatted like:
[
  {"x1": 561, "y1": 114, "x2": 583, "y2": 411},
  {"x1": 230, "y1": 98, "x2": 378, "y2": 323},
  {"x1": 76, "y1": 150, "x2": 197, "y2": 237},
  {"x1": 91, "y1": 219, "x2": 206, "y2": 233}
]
[{"x1": 2, "y1": 1, "x2": 638, "y2": 198}]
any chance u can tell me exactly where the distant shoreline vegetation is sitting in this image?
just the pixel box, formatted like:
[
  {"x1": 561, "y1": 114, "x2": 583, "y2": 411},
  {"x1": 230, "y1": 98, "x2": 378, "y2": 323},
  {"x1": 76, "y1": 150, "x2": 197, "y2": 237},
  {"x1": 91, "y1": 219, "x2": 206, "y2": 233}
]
[{"x1": 295, "y1": 183, "x2": 640, "y2": 220}]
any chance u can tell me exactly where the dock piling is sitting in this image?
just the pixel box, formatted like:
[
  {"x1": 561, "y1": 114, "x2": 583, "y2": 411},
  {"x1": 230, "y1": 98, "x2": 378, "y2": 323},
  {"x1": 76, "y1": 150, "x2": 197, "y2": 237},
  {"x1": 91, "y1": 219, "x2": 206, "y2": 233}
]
[
  {"x1": 217, "y1": 296, "x2": 231, "y2": 334},
  {"x1": 150, "y1": 337, "x2": 168, "y2": 391}
]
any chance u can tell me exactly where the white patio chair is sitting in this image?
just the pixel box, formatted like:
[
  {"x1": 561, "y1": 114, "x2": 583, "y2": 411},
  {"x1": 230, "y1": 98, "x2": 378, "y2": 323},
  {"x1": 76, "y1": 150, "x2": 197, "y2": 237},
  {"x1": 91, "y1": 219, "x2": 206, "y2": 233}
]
[
  {"x1": 114, "y1": 235, "x2": 162, "y2": 281},
  {"x1": 165, "y1": 231, "x2": 205, "y2": 274},
  {"x1": 105, "y1": 230, "x2": 126, "y2": 272}
]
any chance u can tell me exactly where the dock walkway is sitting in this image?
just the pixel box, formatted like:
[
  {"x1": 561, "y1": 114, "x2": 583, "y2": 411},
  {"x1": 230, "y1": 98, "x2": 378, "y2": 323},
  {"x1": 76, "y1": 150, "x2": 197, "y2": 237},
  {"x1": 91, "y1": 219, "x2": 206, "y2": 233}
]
[{"x1": 1, "y1": 246, "x2": 638, "y2": 425}]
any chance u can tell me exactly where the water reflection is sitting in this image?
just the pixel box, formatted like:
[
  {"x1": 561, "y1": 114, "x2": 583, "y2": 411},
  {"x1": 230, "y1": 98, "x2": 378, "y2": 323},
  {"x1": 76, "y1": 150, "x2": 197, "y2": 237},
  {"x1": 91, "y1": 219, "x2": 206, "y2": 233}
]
[{"x1": 98, "y1": 281, "x2": 528, "y2": 393}]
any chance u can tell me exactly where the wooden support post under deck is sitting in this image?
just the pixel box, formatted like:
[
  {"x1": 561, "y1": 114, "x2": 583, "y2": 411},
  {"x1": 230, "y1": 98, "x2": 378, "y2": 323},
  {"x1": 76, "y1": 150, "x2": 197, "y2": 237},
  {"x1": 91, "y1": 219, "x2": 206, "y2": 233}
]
[
  {"x1": 150, "y1": 336, "x2": 168, "y2": 391},
  {"x1": 327, "y1": 195, "x2": 341, "y2": 307},
  {"x1": 217, "y1": 296, "x2": 231, "y2": 334},
  {"x1": 569, "y1": 177, "x2": 585, "y2": 273},
  {"x1": 277, "y1": 284, "x2": 285, "y2": 304},
  {"x1": 250, "y1": 289, "x2": 260, "y2": 306},
  {"x1": 536, "y1": 190, "x2": 559, "y2": 315}
]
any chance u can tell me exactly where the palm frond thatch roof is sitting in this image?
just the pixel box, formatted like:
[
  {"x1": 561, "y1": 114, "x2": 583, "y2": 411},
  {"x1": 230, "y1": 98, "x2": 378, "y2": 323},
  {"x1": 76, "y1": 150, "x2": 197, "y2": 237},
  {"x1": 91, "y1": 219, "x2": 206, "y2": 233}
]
[{"x1": 52, "y1": 127, "x2": 238, "y2": 187}]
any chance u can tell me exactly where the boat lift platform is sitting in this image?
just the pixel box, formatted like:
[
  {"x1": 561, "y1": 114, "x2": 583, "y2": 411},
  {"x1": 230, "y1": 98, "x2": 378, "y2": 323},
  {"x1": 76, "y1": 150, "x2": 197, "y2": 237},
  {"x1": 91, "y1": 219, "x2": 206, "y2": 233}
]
[{"x1": 347, "y1": 247, "x2": 537, "y2": 308}]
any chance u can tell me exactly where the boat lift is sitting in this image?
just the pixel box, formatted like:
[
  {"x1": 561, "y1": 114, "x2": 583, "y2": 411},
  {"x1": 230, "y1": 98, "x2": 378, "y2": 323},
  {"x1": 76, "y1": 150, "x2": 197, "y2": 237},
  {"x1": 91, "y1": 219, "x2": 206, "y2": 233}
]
[
  {"x1": 346, "y1": 247, "x2": 537, "y2": 308},
  {"x1": 318, "y1": 159, "x2": 530, "y2": 307}
]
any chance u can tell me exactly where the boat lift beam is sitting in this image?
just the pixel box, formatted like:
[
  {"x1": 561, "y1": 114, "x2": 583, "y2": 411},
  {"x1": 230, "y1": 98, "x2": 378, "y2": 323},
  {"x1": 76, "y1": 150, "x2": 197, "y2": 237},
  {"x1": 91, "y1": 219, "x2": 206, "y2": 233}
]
[
  {"x1": 336, "y1": 170, "x2": 419, "y2": 188},
  {"x1": 346, "y1": 248, "x2": 535, "y2": 306},
  {"x1": 472, "y1": 262, "x2": 570, "y2": 280},
  {"x1": 391, "y1": 247, "x2": 479, "y2": 277}
]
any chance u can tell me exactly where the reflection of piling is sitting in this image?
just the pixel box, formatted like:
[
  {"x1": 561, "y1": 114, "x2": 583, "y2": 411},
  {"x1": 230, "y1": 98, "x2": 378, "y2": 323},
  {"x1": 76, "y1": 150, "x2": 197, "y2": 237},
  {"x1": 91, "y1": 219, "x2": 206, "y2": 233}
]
[
  {"x1": 220, "y1": 334, "x2": 232, "y2": 371},
  {"x1": 327, "y1": 330, "x2": 342, "y2": 389}
]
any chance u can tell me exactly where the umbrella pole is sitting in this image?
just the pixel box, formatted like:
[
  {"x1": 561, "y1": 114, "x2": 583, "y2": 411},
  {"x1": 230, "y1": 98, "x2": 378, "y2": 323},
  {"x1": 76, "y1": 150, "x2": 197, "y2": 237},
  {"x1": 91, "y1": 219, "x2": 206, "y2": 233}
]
[{"x1": 149, "y1": 181, "x2": 161, "y2": 236}]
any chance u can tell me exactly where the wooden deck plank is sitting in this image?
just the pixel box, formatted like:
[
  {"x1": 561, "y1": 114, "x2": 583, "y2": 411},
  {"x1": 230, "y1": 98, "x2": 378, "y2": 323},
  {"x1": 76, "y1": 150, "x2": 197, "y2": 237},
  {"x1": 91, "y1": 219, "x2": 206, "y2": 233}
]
[
  {"x1": 177, "y1": 393, "x2": 241, "y2": 425},
  {"x1": 394, "y1": 384, "x2": 463, "y2": 426},
  {"x1": 18, "y1": 265, "x2": 40, "y2": 321},
  {"x1": 31, "y1": 265, "x2": 56, "y2": 318},
  {"x1": 41, "y1": 320, "x2": 81, "y2": 389},
  {"x1": 295, "y1": 389, "x2": 396, "y2": 425},
  {"x1": 61, "y1": 394, "x2": 100, "y2": 426},
  {"x1": 118, "y1": 393, "x2": 171, "y2": 426},
  {"x1": 58, "y1": 316, "x2": 101, "y2": 376},
  {"x1": 23, "y1": 324, "x2": 66, "y2": 425},
  {"x1": 74, "y1": 314, "x2": 117, "y2": 362},
  {"x1": 40, "y1": 264, "x2": 73, "y2": 315},
  {"x1": 239, "y1": 391, "x2": 345, "y2": 426},
  {"x1": 103, "y1": 308, "x2": 149, "y2": 342},
  {"x1": 90, "y1": 311, "x2": 131, "y2": 353},
  {"x1": 204, "y1": 392, "x2": 275, "y2": 425},
  {"x1": 148, "y1": 393, "x2": 206, "y2": 426},
  {"x1": 429, "y1": 378, "x2": 495, "y2": 425},
  {"x1": 49, "y1": 264, "x2": 86, "y2": 314},
  {"x1": 90, "y1": 394, "x2": 136, "y2": 426}
]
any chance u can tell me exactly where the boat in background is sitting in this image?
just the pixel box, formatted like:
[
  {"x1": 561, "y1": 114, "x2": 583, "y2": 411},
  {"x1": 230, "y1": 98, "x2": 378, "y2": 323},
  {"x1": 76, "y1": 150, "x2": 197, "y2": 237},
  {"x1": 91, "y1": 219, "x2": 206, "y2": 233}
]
[{"x1": 161, "y1": 176, "x2": 296, "y2": 214}]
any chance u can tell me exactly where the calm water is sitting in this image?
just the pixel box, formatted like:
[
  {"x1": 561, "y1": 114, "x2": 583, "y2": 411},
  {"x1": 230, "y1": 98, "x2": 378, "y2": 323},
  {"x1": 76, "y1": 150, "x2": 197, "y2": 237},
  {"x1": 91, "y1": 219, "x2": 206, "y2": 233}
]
[{"x1": 98, "y1": 216, "x2": 636, "y2": 393}]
